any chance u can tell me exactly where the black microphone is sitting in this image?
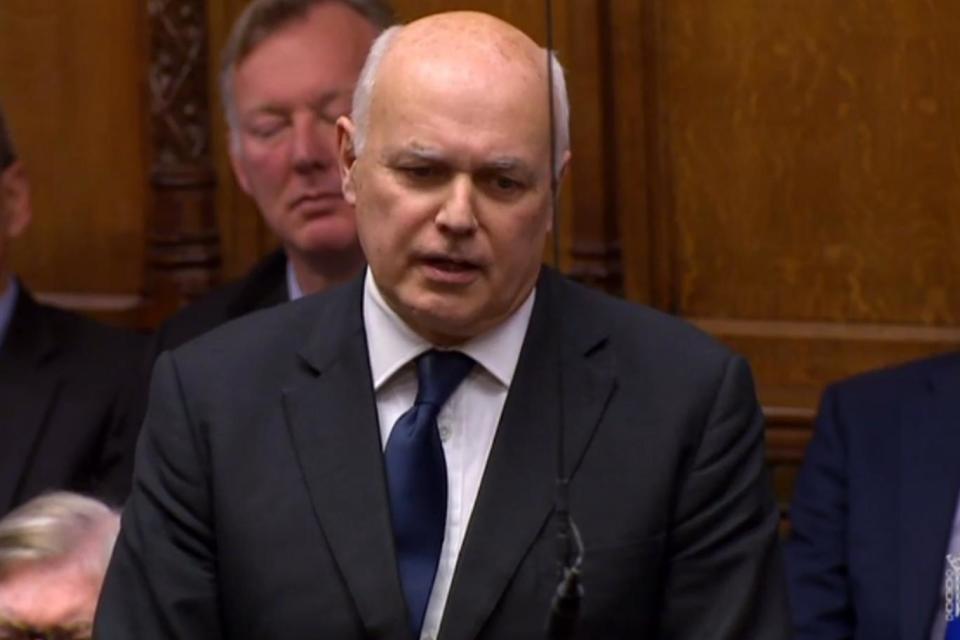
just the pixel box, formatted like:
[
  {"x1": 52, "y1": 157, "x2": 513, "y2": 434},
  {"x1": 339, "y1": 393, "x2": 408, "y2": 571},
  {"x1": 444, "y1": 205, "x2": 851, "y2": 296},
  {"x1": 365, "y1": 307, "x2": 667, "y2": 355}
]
[{"x1": 546, "y1": 478, "x2": 584, "y2": 640}]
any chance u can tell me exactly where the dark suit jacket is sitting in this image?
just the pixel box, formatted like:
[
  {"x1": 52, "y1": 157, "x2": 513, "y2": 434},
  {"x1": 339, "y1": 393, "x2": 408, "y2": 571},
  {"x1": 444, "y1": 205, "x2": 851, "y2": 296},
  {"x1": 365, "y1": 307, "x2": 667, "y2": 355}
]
[
  {"x1": 0, "y1": 285, "x2": 145, "y2": 514},
  {"x1": 122, "y1": 251, "x2": 290, "y2": 438},
  {"x1": 153, "y1": 249, "x2": 288, "y2": 353},
  {"x1": 94, "y1": 268, "x2": 789, "y2": 639},
  {"x1": 785, "y1": 352, "x2": 960, "y2": 640}
]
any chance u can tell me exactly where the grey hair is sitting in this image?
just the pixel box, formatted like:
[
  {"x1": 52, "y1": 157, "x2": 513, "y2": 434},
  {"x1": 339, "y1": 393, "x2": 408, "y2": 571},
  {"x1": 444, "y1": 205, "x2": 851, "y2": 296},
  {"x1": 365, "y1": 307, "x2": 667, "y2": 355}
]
[
  {"x1": 220, "y1": 0, "x2": 394, "y2": 131},
  {"x1": 0, "y1": 492, "x2": 120, "y2": 579},
  {"x1": 350, "y1": 26, "x2": 571, "y2": 178},
  {"x1": 0, "y1": 106, "x2": 16, "y2": 171}
]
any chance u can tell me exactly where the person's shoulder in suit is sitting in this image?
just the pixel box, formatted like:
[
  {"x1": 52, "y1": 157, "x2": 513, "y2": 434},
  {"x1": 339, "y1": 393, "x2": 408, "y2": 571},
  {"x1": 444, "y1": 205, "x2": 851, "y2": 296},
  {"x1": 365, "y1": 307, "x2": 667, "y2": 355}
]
[
  {"x1": 6, "y1": 287, "x2": 147, "y2": 507},
  {"x1": 785, "y1": 350, "x2": 960, "y2": 638},
  {"x1": 822, "y1": 350, "x2": 959, "y2": 412},
  {"x1": 168, "y1": 270, "x2": 356, "y2": 372},
  {"x1": 549, "y1": 270, "x2": 736, "y2": 372},
  {"x1": 152, "y1": 250, "x2": 288, "y2": 354},
  {"x1": 15, "y1": 287, "x2": 145, "y2": 371}
]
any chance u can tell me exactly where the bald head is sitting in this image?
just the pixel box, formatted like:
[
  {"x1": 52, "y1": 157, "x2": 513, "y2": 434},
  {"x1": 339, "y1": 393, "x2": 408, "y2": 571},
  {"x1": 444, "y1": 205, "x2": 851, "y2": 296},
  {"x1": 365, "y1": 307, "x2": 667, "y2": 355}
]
[
  {"x1": 392, "y1": 11, "x2": 544, "y2": 69},
  {"x1": 336, "y1": 11, "x2": 571, "y2": 345},
  {"x1": 350, "y1": 11, "x2": 569, "y2": 176}
]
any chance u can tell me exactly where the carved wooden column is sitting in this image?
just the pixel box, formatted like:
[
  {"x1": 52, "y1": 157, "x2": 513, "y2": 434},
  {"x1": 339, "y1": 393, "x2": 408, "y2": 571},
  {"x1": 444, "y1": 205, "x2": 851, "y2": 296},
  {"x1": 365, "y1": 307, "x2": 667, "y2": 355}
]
[
  {"x1": 562, "y1": 0, "x2": 623, "y2": 296},
  {"x1": 145, "y1": 0, "x2": 220, "y2": 323}
]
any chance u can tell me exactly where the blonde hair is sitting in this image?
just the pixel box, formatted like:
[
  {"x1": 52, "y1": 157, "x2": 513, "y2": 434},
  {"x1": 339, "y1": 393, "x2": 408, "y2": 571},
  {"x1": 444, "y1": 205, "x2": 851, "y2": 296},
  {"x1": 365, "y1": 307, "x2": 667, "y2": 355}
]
[{"x1": 0, "y1": 492, "x2": 120, "y2": 579}]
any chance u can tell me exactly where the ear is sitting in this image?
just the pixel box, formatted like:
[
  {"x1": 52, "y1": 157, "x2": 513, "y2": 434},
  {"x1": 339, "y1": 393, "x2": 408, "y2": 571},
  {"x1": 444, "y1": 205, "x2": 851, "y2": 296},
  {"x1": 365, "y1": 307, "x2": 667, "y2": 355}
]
[
  {"x1": 227, "y1": 130, "x2": 253, "y2": 196},
  {"x1": 0, "y1": 162, "x2": 32, "y2": 238},
  {"x1": 337, "y1": 115, "x2": 359, "y2": 205},
  {"x1": 545, "y1": 150, "x2": 572, "y2": 233}
]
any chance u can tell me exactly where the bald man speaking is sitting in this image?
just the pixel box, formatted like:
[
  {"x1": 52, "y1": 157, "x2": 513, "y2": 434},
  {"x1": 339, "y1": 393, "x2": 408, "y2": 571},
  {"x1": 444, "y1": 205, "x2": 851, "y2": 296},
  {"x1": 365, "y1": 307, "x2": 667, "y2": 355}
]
[{"x1": 94, "y1": 12, "x2": 789, "y2": 639}]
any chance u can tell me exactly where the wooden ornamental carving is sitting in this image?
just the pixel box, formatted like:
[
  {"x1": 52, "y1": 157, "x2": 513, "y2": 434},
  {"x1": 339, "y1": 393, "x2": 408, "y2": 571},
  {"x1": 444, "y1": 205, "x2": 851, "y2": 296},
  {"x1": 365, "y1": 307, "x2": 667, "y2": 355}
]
[{"x1": 146, "y1": 0, "x2": 220, "y2": 320}]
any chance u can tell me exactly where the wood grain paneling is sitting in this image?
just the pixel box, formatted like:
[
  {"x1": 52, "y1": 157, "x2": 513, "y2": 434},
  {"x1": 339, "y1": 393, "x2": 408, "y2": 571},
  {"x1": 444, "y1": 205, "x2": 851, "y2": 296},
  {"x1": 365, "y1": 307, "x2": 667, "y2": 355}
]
[
  {"x1": 636, "y1": 0, "x2": 960, "y2": 401},
  {"x1": 622, "y1": 0, "x2": 960, "y2": 509},
  {"x1": 0, "y1": 1, "x2": 148, "y2": 302},
  {"x1": 662, "y1": 2, "x2": 960, "y2": 325}
]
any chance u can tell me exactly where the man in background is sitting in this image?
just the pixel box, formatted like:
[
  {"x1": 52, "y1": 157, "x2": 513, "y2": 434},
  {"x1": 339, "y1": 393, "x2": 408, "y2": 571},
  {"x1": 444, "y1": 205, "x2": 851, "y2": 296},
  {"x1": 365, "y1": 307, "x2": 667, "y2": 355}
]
[
  {"x1": 0, "y1": 107, "x2": 144, "y2": 515},
  {"x1": 153, "y1": 0, "x2": 393, "y2": 351},
  {"x1": 95, "y1": 11, "x2": 788, "y2": 638},
  {"x1": 786, "y1": 351, "x2": 960, "y2": 639},
  {"x1": 0, "y1": 492, "x2": 120, "y2": 638}
]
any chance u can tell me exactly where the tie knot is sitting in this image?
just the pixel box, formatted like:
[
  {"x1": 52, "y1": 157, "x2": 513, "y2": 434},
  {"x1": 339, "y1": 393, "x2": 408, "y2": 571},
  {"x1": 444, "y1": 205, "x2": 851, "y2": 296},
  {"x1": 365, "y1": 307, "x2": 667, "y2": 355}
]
[{"x1": 414, "y1": 349, "x2": 474, "y2": 409}]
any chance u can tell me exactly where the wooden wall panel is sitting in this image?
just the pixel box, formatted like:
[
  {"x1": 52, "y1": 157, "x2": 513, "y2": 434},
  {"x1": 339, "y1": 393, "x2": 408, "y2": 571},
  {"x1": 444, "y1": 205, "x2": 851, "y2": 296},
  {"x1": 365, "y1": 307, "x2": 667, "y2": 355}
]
[
  {"x1": 636, "y1": 0, "x2": 960, "y2": 403},
  {"x1": 618, "y1": 0, "x2": 960, "y2": 511},
  {"x1": 663, "y1": 2, "x2": 960, "y2": 324},
  {"x1": 0, "y1": 1, "x2": 148, "y2": 317}
]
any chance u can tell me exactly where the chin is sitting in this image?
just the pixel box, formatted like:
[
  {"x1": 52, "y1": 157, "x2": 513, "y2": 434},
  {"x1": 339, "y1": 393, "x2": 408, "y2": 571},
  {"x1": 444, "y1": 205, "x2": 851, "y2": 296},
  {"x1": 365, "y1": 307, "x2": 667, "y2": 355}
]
[{"x1": 295, "y1": 228, "x2": 361, "y2": 256}]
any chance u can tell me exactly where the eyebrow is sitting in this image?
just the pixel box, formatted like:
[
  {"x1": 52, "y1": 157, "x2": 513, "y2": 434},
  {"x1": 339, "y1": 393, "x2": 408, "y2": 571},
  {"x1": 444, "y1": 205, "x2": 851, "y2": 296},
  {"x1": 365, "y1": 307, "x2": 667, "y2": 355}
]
[{"x1": 385, "y1": 147, "x2": 535, "y2": 176}]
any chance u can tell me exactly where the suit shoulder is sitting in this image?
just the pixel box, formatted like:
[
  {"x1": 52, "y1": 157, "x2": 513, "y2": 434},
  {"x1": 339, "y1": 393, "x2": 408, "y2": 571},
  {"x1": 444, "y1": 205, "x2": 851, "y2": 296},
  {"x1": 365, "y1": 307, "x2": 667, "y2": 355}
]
[
  {"x1": 825, "y1": 351, "x2": 959, "y2": 402},
  {"x1": 156, "y1": 279, "x2": 250, "y2": 349},
  {"x1": 155, "y1": 255, "x2": 287, "y2": 352},
  {"x1": 38, "y1": 303, "x2": 144, "y2": 356},
  {"x1": 558, "y1": 276, "x2": 733, "y2": 363},
  {"x1": 170, "y1": 277, "x2": 356, "y2": 369}
]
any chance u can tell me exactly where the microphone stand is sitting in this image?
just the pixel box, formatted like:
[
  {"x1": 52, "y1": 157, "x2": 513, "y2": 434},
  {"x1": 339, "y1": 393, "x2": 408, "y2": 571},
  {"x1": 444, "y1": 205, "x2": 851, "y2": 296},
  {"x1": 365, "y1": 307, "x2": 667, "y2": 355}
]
[{"x1": 544, "y1": 1, "x2": 585, "y2": 637}]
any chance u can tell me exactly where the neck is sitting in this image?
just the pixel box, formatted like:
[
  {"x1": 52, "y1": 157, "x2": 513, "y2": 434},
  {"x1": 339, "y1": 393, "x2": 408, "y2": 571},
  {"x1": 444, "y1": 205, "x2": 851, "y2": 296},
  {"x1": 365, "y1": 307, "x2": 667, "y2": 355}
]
[{"x1": 287, "y1": 246, "x2": 365, "y2": 296}]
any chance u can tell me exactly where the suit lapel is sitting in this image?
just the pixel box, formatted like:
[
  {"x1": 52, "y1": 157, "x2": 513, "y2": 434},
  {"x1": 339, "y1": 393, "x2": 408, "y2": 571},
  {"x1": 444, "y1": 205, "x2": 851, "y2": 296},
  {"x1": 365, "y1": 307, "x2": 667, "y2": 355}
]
[
  {"x1": 439, "y1": 270, "x2": 616, "y2": 640},
  {"x1": 0, "y1": 288, "x2": 62, "y2": 513},
  {"x1": 899, "y1": 356, "x2": 960, "y2": 640},
  {"x1": 282, "y1": 278, "x2": 411, "y2": 639}
]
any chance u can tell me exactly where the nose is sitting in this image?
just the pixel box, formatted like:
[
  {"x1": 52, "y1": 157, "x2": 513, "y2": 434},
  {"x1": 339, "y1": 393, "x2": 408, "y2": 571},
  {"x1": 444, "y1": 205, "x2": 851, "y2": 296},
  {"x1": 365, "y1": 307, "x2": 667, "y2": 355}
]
[
  {"x1": 435, "y1": 175, "x2": 478, "y2": 235},
  {"x1": 290, "y1": 114, "x2": 335, "y2": 174}
]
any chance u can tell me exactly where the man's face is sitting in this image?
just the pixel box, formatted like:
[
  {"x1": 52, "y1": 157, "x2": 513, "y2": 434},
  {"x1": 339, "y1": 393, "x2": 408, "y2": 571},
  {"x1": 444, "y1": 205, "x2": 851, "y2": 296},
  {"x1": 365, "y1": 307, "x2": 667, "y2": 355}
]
[
  {"x1": 340, "y1": 41, "x2": 564, "y2": 345},
  {"x1": 0, "y1": 558, "x2": 101, "y2": 637},
  {"x1": 228, "y1": 3, "x2": 377, "y2": 265}
]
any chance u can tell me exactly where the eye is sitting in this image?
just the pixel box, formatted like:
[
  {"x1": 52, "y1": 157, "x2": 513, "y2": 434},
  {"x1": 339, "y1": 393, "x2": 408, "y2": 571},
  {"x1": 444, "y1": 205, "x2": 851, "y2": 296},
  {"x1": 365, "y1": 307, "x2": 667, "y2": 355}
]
[
  {"x1": 397, "y1": 164, "x2": 446, "y2": 183},
  {"x1": 492, "y1": 175, "x2": 522, "y2": 191},
  {"x1": 246, "y1": 119, "x2": 286, "y2": 139}
]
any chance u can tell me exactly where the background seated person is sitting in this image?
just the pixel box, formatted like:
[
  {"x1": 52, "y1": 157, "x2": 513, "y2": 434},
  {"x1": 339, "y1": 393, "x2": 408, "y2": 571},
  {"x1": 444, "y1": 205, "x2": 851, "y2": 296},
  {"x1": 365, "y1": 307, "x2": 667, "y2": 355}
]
[
  {"x1": 0, "y1": 492, "x2": 120, "y2": 639},
  {"x1": 0, "y1": 106, "x2": 145, "y2": 515},
  {"x1": 786, "y1": 351, "x2": 960, "y2": 639}
]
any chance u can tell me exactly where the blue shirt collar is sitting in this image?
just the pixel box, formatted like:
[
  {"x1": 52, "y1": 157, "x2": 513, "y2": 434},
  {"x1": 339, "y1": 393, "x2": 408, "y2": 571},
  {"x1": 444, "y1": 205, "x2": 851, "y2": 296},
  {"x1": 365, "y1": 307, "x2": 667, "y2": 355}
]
[{"x1": 0, "y1": 276, "x2": 19, "y2": 351}]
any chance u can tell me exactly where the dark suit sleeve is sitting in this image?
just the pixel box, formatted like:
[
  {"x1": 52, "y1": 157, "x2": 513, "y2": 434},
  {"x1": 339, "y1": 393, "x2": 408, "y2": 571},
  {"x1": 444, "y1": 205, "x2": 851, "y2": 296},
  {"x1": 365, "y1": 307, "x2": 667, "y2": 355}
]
[
  {"x1": 784, "y1": 385, "x2": 853, "y2": 639},
  {"x1": 89, "y1": 374, "x2": 145, "y2": 507},
  {"x1": 93, "y1": 351, "x2": 222, "y2": 639},
  {"x1": 660, "y1": 355, "x2": 791, "y2": 639}
]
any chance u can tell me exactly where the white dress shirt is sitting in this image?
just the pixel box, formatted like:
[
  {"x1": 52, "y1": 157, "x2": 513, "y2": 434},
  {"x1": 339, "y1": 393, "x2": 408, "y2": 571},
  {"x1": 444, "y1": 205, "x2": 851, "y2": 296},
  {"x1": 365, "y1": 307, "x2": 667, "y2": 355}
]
[
  {"x1": 929, "y1": 495, "x2": 960, "y2": 638},
  {"x1": 286, "y1": 259, "x2": 304, "y2": 301},
  {"x1": 362, "y1": 269, "x2": 534, "y2": 640}
]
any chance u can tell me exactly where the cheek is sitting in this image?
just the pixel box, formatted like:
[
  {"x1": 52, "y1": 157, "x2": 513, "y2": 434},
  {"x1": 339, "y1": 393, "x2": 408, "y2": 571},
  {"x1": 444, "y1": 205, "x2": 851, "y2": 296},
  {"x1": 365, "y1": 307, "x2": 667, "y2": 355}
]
[{"x1": 240, "y1": 145, "x2": 289, "y2": 194}]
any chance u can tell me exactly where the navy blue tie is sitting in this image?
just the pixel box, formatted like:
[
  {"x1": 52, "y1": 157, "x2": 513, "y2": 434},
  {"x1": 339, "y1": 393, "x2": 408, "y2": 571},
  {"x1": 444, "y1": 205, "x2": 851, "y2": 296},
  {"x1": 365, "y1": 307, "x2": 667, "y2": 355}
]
[{"x1": 384, "y1": 349, "x2": 474, "y2": 637}]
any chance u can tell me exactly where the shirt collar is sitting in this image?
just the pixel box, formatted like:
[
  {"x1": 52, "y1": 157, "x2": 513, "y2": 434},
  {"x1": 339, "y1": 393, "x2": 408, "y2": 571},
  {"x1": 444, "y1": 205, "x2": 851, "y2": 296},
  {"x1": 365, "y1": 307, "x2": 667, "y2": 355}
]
[
  {"x1": 286, "y1": 258, "x2": 304, "y2": 302},
  {"x1": 362, "y1": 268, "x2": 535, "y2": 390},
  {"x1": 0, "y1": 276, "x2": 19, "y2": 351}
]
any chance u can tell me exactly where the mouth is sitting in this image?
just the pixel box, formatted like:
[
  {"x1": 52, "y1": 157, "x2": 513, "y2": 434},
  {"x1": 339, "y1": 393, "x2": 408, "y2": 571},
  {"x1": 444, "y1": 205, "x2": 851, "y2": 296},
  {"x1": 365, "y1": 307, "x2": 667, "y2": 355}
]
[
  {"x1": 288, "y1": 192, "x2": 344, "y2": 214},
  {"x1": 418, "y1": 254, "x2": 483, "y2": 285}
]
